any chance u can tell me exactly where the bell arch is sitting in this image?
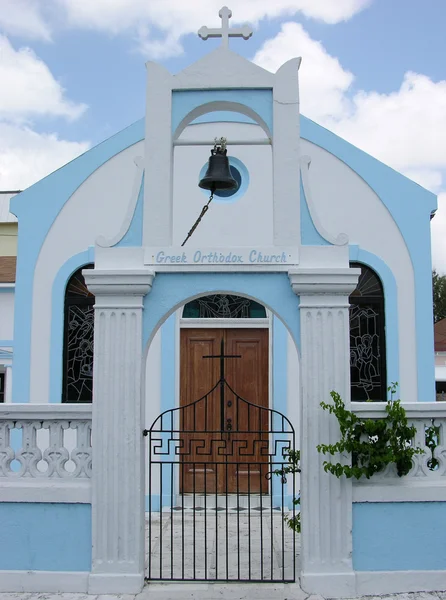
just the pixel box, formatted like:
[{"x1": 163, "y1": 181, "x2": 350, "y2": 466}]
[
  {"x1": 173, "y1": 100, "x2": 272, "y2": 141},
  {"x1": 142, "y1": 273, "x2": 300, "y2": 353}
]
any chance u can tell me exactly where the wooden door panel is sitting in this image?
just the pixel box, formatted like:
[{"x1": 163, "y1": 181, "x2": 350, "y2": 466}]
[
  {"x1": 225, "y1": 329, "x2": 269, "y2": 493},
  {"x1": 180, "y1": 328, "x2": 269, "y2": 495},
  {"x1": 180, "y1": 329, "x2": 221, "y2": 493}
]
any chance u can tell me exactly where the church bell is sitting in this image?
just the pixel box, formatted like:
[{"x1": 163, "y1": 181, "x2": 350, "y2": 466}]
[{"x1": 198, "y1": 140, "x2": 238, "y2": 192}]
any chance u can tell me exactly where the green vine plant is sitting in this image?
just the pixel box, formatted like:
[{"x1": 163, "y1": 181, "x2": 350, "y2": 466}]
[
  {"x1": 271, "y1": 385, "x2": 441, "y2": 532},
  {"x1": 317, "y1": 383, "x2": 425, "y2": 479},
  {"x1": 271, "y1": 448, "x2": 301, "y2": 533}
]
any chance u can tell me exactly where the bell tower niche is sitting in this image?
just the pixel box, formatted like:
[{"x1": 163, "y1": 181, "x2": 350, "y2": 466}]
[{"x1": 143, "y1": 6, "x2": 301, "y2": 258}]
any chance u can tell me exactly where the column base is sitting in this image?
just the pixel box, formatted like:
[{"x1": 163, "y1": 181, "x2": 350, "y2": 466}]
[
  {"x1": 88, "y1": 572, "x2": 144, "y2": 594},
  {"x1": 300, "y1": 570, "x2": 356, "y2": 598}
]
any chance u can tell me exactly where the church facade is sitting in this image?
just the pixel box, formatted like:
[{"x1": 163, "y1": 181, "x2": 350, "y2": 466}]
[{"x1": 0, "y1": 7, "x2": 444, "y2": 598}]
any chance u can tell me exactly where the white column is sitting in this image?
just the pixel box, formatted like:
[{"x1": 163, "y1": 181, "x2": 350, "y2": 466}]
[
  {"x1": 84, "y1": 269, "x2": 154, "y2": 594},
  {"x1": 289, "y1": 268, "x2": 360, "y2": 598},
  {"x1": 5, "y1": 366, "x2": 12, "y2": 403}
]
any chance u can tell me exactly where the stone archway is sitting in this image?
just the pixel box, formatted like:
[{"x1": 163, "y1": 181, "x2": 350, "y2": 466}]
[{"x1": 84, "y1": 266, "x2": 359, "y2": 596}]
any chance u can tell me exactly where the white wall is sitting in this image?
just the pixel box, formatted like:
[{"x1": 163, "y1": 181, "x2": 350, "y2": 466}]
[
  {"x1": 0, "y1": 293, "x2": 14, "y2": 340},
  {"x1": 301, "y1": 139, "x2": 417, "y2": 402},
  {"x1": 29, "y1": 141, "x2": 144, "y2": 403},
  {"x1": 173, "y1": 122, "x2": 273, "y2": 247}
]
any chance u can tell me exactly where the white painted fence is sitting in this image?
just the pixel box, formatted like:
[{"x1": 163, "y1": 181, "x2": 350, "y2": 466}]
[
  {"x1": 0, "y1": 404, "x2": 92, "y2": 502},
  {"x1": 1, "y1": 402, "x2": 445, "y2": 504},
  {"x1": 351, "y1": 402, "x2": 446, "y2": 501}
]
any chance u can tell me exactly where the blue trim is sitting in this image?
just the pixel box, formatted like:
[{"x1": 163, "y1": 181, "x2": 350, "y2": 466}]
[
  {"x1": 0, "y1": 340, "x2": 13, "y2": 347},
  {"x1": 300, "y1": 181, "x2": 331, "y2": 246},
  {"x1": 302, "y1": 116, "x2": 436, "y2": 402},
  {"x1": 199, "y1": 156, "x2": 249, "y2": 204},
  {"x1": 172, "y1": 90, "x2": 273, "y2": 135},
  {"x1": 0, "y1": 503, "x2": 92, "y2": 571},
  {"x1": 349, "y1": 246, "x2": 399, "y2": 395},
  {"x1": 158, "y1": 314, "x2": 176, "y2": 509},
  {"x1": 116, "y1": 175, "x2": 144, "y2": 247},
  {"x1": 49, "y1": 248, "x2": 95, "y2": 404},
  {"x1": 0, "y1": 286, "x2": 14, "y2": 293},
  {"x1": 10, "y1": 120, "x2": 144, "y2": 403},
  {"x1": 0, "y1": 350, "x2": 13, "y2": 360},
  {"x1": 271, "y1": 316, "x2": 293, "y2": 508},
  {"x1": 353, "y1": 502, "x2": 446, "y2": 571}
]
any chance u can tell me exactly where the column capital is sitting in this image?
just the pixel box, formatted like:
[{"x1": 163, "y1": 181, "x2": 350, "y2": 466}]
[
  {"x1": 83, "y1": 269, "x2": 155, "y2": 297},
  {"x1": 288, "y1": 267, "x2": 360, "y2": 297}
]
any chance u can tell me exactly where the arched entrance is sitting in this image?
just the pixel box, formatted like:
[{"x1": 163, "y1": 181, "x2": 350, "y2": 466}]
[
  {"x1": 84, "y1": 266, "x2": 358, "y2": 596},
  {"x1": 144, "y1": 293, "x2": 298, "y2": 582}
]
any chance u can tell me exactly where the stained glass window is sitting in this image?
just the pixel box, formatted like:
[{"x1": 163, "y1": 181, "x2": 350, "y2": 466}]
[
  {"x1": 349, "y1": 262, "x2": 387, "y2": 401},
  {"x1": 63, "y1": 264, "x2": 94, "y2": 403},
  {"x1": 182, "y1": 294, "x2": 267, "y2": 319}
]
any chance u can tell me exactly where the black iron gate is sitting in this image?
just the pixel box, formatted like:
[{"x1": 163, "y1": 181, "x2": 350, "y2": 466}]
[{"x1": 144, "y1": 341, "x2": 296, "y2": 583}]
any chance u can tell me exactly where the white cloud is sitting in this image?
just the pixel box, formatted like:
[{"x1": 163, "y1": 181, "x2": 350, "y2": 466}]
[
  {"x1": 0, "y1": 0, "x2": 51, "y2": 41},
  {"x1": 253, "y1": 23, "x2": 446, "y2": 182},
  {"x1": 254, "y1": 22, "x2": 446, "y2": 269},
  {"x1": 54, "y1": 0, "x2": 371, "y2": 58},
  {"x1": 0, "y1": 36, "x2": 87, "y2": 121},
  {"x1": 401, "y1": 170, "x2": 443, "y2": 194},
  {"x1": 326, "y1": 72, "x2": 446, "y2": 176},
  {"x1": 253, "y1": 22, "x2": 353, "y2": 122},
  {"x1": 0, "y1": 122, "x2": 90, "y2": 189},
  {"x1": 0, "y1": 36, "x2": 89, "y2": 190}
]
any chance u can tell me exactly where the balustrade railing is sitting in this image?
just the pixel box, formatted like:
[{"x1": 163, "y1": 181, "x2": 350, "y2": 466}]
[
  {"x1": 0, "y1": 404, "x2": 92, "y2": 478},
  {"x1": 351, "y1": 402, "x2": 446, "y2": 481}
]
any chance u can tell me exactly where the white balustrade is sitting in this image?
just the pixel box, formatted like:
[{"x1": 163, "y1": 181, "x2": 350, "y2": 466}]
[
  {"x1": 351, "y1": 402, "x2": 446, "y2": 502},
  {"x1": 0, "y1": 404, "x2": 92, "y2": 479}
]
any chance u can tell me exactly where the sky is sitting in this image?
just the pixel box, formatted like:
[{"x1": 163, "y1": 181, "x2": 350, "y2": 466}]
[{"x1": 1, "y1": 0, "x2": 446, "y2": 271}]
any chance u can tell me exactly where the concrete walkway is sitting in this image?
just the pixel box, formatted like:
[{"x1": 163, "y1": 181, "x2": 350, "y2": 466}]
[{"x1": 147, "y1": 512, "x2": 298, "y2": 581}]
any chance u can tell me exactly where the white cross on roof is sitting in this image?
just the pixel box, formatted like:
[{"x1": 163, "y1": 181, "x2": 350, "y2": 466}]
[{"x1": 198, "y1": 6, "x2": 253, "y2": 49}]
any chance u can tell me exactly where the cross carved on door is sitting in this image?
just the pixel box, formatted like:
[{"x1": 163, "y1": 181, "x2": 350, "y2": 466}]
[{"x1": 202, "y1": 338, "x2": 241, "y2": 431}]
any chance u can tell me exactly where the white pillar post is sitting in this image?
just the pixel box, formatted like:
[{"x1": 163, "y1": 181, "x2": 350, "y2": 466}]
[
  {"x1": 84, "y1": 269, "x2": 154, "y2": 594},
  {"x1": 289, "y1": 268, "x2": 360, "y2": 598}
]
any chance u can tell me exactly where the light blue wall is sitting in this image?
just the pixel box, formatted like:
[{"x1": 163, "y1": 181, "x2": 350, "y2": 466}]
[
  {"x1": 10, "y1": 120, "x2": 144, "y2": 403},
  {"x1": 301, "y1": 116, "x2": 437, "y2": 402},
  {"x1": 0, "y1": 503, "x2": 91, "y2": 571},
  {"x1": 353, "y1": 502, "x2": 446, "y2": 571},
  {"x1": 271, "y1": 316, "x2": 295, "y2": 507}
]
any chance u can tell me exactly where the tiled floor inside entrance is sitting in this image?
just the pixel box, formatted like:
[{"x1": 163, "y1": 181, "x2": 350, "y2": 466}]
[{"x1": 146, "y1": 510, "x2": 300, "y2": 582}]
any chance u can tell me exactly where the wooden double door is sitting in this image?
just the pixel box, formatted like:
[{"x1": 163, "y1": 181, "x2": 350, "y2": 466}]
[{"x1": 180, "y1": 328, "x2": 269, "y2": 494}]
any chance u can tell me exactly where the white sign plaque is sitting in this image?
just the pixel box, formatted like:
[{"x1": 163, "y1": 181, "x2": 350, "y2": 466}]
[{"x1": 145, "y1": 247, "x2": 299, "y2": 267}]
